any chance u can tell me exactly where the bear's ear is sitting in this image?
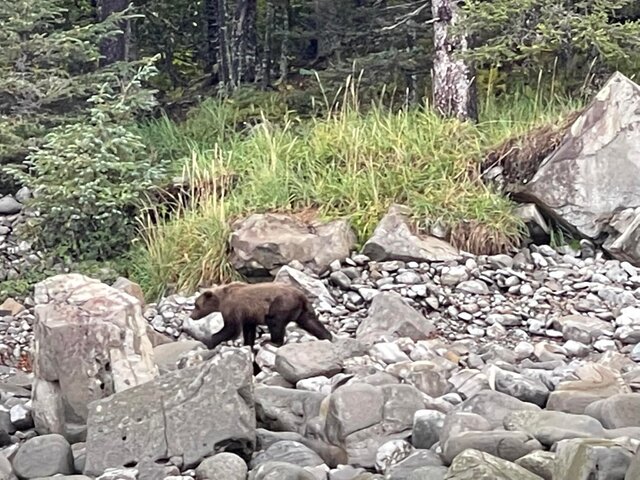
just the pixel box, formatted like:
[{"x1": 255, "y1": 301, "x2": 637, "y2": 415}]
[{"x1": 202, "y1": 291, "x2": 214, "y2": 299}]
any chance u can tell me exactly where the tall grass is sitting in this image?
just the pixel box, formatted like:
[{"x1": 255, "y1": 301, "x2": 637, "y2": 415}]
[{"x1": 131, "y1": 76, "x2": 584, "y2": 299}]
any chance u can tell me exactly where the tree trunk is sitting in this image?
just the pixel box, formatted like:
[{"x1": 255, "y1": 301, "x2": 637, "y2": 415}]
[
  {"x1": 431, "y1": 0, "x2": 477, "y2": 122},
  {"x1": 202, "y1": 0, "x2": 220, "y2": 83},
  {"x1": 261, "y1": 1, "x2": 275, "y2": 88},
  {"x1": 278, "y1": 0, "x2": 291, "y2": 83},
  {"x1": 96, "y1": 0, "x2": 129, "y2": 65},
  {"x1": 231, "y1": 0, "x2": 258, "y2": 85}
]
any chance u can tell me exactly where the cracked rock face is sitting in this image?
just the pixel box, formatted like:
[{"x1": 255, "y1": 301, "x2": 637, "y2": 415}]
[
  {"x1": 83, "y1": 348, "x2": 256, "y2": 479},
  {"x1": 30, "y1": 274, "x2": 158, "y2": 441}
]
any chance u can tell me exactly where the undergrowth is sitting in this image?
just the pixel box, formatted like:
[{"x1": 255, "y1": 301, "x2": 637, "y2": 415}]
[{"x1": 131, "y1": 75, "x2": 585, "y2": 300}]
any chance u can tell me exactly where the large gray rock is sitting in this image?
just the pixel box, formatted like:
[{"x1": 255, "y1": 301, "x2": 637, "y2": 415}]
[
  {"x1": 604, "y1": 207, "x2": 640, "y2": 265},
  {"x1": 406, "y1": 466, "x2": 448, "y2": 480},
  {"x1": 520, "y1": 72, "x2": 640, "y2": 252},
  {"x1": 442, "y1": 430, "x2": 542, "y2": 465},
  {"x1": 445, "y1": 449, "x2": 543, "y2": 479},
  {"x1": 455, "y1": 390, "x2": 541, "y2": 428},
  {"x1": 504, "y1": 410, "x2": 606, "y2": 447},
  {"x1": 324, "y1": 383, "x2": 426, "y2": 468},
  {"x1": 274, "y1": 341, "x2": 343, "y2": 383},
  {"x1": 489, "y1": 366, "x2": 549, "y2": 407},
  {"x1": 362, "y1": 204, "x2": 460, "y2": 263},
  {"x1": 584, "y1": 393, "x2": 640, "y2": 429},
  {"x1": 627, "y1": 450, "x2": 640, "y2": 480},
  {"x1": 0, "y1": 196, "x2": 22, "y2": 215},
  {"x1": 254, "y1": 386, "x2": 326, "y2": 435},
  {"x1": 195, "y1": 452, "x2": 248, "y2": 480},
  {"x1": 181, "y1": 312, "x2": 224, "y2": 345},
  {"x1": 153, "y1": 340, "x2": 206, "y2": 375},
  {"x1": 412, "y1": 410, "x2": 446, "y2": 449},
  {"x1": 553, "y1": 438, "x2": 634, "y2": 480},
  {"x1": 229, "y1": 213, "x2": 356, "y2": 276},
  {"x1": 386, "y1": 450, "x2": 443, "y2": 480},
  {"x1": 274, "y1": 266, "x2": 335, "y2": 307},
  {"x1": 31, "y1": 274, "x2": 158, "y2": 440},
  {"x1": 255, "y1": 429, "x2": 347, "y2": 468},
  {"x1": 515, "y1": 451, "x2": 555, "y2": 480},
  {"x1": 553, "y1": 315, "x2": 614, "y2": 344},
  {"x1": 248, "y1": 461, "x2": 317, "y2": 480},
  {"x1": 547, "y1": 363, "x2": 631, "y2": 414},
  {"x1": 12, "y1": 434, "x2": 74, "y2": 479},
  {"x1": 250, "y1": 441, "x2": 324, "y2": 469},
  {"x1": 0, "y1": 455, "x2": 12, "y2": 480},
  {"x1": 84, "y1": 349, "x2": 256, "y2": 479},
  {"x1": 356, "y1": 292, "x2": 436, "y2": 344}
]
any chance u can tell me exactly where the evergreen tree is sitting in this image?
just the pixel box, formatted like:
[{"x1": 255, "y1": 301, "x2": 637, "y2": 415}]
[{"x1": 0, "y1": 0, "x2": 131, "y2": 193}]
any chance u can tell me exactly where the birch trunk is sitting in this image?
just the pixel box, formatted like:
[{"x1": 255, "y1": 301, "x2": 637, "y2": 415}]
[{"x1": 431, "y1": 0, "x2": 477, "y2": 122}]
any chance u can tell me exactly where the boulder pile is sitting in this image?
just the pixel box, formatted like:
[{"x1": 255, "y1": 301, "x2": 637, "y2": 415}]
[{"x1": 0, "y1": 236, "x2": 640, "y2": 478}]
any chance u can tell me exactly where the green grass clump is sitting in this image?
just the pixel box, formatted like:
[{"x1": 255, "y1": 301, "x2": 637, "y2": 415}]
[{"x1": 131, "y1": 78, "x2": 584, "y2": 300}]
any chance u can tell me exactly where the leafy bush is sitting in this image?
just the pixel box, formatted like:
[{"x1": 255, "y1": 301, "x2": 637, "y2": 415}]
[{"x1": 10, "y1": 61, "x2": 170, "y2": 261}]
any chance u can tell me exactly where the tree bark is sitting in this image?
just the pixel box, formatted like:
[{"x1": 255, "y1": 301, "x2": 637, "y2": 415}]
[
  {"x1": 431, "y1": 0, "x2": 477, "y2": 122},
  {"x1": 231, "y1": 0, "x2": 258, "y2": 85},
  {"x1": 96, "y1": 0, "x2": 129, "y2": 65},
  {"x1": 261, "y1": 1, "x2": 275, "y2": 88},
  {"x1": 202, "y1": 0, "x2": 220, "y2": 82}
]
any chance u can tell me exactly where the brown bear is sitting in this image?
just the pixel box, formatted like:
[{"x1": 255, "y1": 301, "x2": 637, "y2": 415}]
[{"x1": 190, "y1": 281, "x2": 333, "y2": 350}]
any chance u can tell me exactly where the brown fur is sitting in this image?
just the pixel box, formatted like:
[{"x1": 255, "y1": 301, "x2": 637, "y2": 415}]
[{"x1": 190, "y1": 281, "x2": 332, "y2": 350}]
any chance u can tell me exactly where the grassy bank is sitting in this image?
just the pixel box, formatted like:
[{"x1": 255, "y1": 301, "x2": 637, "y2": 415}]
[{"x1": 130, "y1": 81, "x2": 584, "y2": 300}]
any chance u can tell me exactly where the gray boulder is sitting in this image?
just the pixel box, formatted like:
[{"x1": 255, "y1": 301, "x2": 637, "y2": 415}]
[
  {"x1": 362, "y1": 204, "x2": 460, "y2": 263},
  {"x1": 547, "y1": 363, "x2": 631, "y2": 414},
  {"x1": 195, "y1": 452, "x2": 248, "y2": 480},
  {"x1": 0, "y1": 197, "x2": 22, "y2": 215},
  {"x1": 553, "y1": 315, "x2": 614, "y2": 344},
  {"x1": 12, "y1": 434, "x2": 74, "y2": 479},
  {"x1": 504, "y1": 410, "x2": 606, "y2": 447},
  {"x1": 31, "y1": 274, "x2": 158, "y2": 440},
  {"x1": 412, "y1": 410, "x2": 446, "y2": 449},
  {"x1": 455, "y1": 390, "x2": 541, "y2": 428},
  {"x1": 584, "y1": 393, "x2": 640, "y2": 429},
  {"x1": 489, "y1": 366, "x2": 550, "y2": 407},
  {"x1": 250, "y1": 441, "x2": 324, "y2": 469},
  {"x1": 445, "y1": 449, "x2": 543, "y2": 479},
  {"x1": 274, "y1": 341, "x2": 343, "y2": 383},
  {"x1": 387, "y1": 450, "x2": 443, "y2": 480},
  {"x1": 274, "y1": 266, "x2": 336, "y2": 307},
  {"x1": 324, "y1": 383, "x2": 426, "y2": 468},
  {"x1": 248, "y1": 461, "x2": 316, "y2": 480},
  {"x1": 153, "y1": 340, "x2": 207, "y2": 375},
  {"x1": 254, "y1": 386, "x2": 326, "y2": 435},
  {"x1": 442, "y1": 430, "x2": 542, "y2": 465},
  {"x1": 406, "y1": 466, "x2": 448, "y2": 480},
  {"x1": 229, "y1": 213, "x2": 356, "y2": 276},
  {"x1": 553, "y1": 438, "x2": 634, "y2": 480},
  {"x1": 356, "y1": 292, "x2": 436, "y2": 345},
  {"x1": 515, "y1": 451, "x2": 555, "y2": 480},
  {"x1": 84, "y1": 349, "x2": 256, "y2": 479},
  {"x1": 520, "y1": 72, "x2": 640, "y2": 260}
]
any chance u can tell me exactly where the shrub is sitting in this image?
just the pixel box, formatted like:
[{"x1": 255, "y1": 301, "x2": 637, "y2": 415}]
[{"x1": 10, "y1": 61, "x2": 170, "y2": 261}]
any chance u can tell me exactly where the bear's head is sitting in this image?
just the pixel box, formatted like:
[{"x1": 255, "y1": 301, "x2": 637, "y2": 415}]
[{"x1": 190, "y1": 290, "x2": 220, "y2": 320}]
